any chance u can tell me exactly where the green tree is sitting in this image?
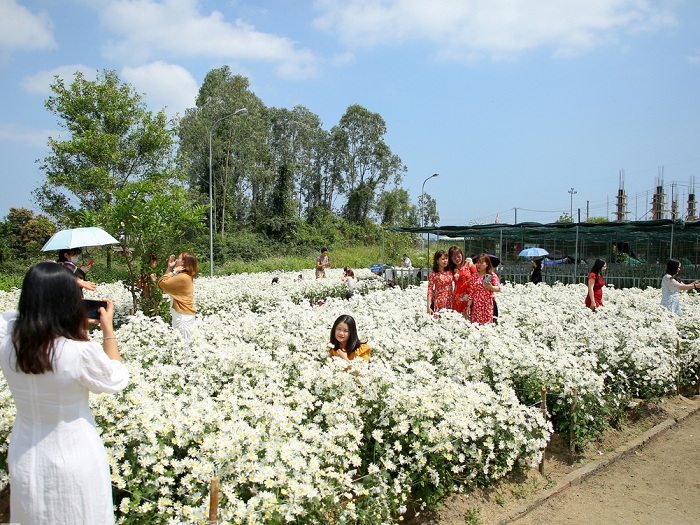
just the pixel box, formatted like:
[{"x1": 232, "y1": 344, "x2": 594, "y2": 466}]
[
  {"x1": 556, "y1": 212, "x2": 574, "y2": 223},
  {"x1": 586, "y1": 216, "x2": 608, "y2": 223},
  {"x1": 375, "y1": 188, "x2": 418, "y2": 227},
  {"x1": 108, "y1": 178, "x2": 205, "y2": 312},
  {"x1": 267, "y1": 105, "x2": 326, "y2": 224},
  {"x1": 178, "y1": 67, "x2": 268, "y2": 238},
  {"x1": 4, "y1": 207, "x2": 56, "y2": 258},
  {"x1": 334, "y1": 105, "x2": 406, "y2": 223},
  {"x1": 35, "y1": 70, "x2": 174, "y2": 228},
  {"x1": 418, "y1": 193, "x2": 440, "y2": 227}
]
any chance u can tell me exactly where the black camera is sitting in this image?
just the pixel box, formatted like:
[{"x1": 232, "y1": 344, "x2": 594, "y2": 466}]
[{"x1": 83, "y1": 299, "x2": 107, "y2": 320}]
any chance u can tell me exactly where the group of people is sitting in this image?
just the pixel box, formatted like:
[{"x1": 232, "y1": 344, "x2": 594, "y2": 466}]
[
  {"x1": 426, "y1": 247, "x2": 502, "y2": 324},
  {"x1": 580, "y1": 257, "x2": 699, "y2": 316}
]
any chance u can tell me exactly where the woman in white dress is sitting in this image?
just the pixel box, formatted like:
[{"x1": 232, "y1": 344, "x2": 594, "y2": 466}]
[
  {"x1": 0, "y1": 262, "x2": 129, "y2": 524},
  {"x1": 660, "y1": 259, "x2": 700, "y2": 315}
]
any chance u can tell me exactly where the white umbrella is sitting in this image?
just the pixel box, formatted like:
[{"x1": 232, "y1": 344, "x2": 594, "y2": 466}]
[
  {"x1": 41, "y1": 227, "x2": 120, "y2": 251},
  {"x1": 519, "y1": 247, "x2": 549, "y2": 258}
]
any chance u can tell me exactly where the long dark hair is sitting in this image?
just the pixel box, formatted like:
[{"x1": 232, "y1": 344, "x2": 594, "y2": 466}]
[
  {"x1": 590, "y1": 259, "x2": 606, "y2": 279},
  {"x1": 330, "y1": 314, "x2": 363, "y2": 354},
  {"x1": 432, "y1": 250, "x2": 448, "y2": 273},
  {"x1": 665, "y1": 259, "x2": 681, "y2": 282},
  {"x1": 12, "y1": 262, "x2": 88, "y2": 374}
]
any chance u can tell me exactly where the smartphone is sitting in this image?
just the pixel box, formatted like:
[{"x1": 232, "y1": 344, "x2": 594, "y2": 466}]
[
  {"x1": 83, "y1": 299, "x2": 107, "y2": 320},
  {"x1": 483, "y1": 274, "x2": 492, "y2": 285}
]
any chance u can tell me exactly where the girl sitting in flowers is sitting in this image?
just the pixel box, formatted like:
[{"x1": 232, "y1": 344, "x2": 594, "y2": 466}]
[
  {"x1": 328, "y1": 314, "x2": 370, "y2": 363},
  {"x1": 427, "y1": 250, "x2": 453, "y2": 316}
]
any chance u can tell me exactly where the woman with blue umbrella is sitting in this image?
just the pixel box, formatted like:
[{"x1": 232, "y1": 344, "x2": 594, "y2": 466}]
[{"x1": 42, "y1": 227, "x2": 119, "y2": 292}]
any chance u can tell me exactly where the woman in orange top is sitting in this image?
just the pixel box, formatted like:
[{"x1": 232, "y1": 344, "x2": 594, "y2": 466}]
[
  {"x1": 158, "y1": 251, "x2": 198, "y2": 340},
  {"x1": 328, "y1": 314, "x2": 370, "y2": 363}
]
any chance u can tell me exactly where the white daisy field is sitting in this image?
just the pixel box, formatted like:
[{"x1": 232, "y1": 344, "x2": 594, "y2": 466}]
[{"x1": 0, "y1": 268, "x2": 697, "y2": 524}]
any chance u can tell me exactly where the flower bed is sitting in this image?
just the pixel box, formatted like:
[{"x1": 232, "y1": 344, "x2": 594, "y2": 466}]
[{"x1": 0, "y1": 273, "x2": 698, "y2": 524}]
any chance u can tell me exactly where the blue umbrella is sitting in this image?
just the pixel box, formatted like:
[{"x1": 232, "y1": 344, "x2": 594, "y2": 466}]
[
  {"x1": 519, "y1": 247, "x2": 549, "y2": 258},
  {"x1": 41, "y1": 227, "x2": 119, "y2": 251}
]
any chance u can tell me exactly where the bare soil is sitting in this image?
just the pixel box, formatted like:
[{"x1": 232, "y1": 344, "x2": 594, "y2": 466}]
[{"x1": 415, "y1": 393, "x2": 700, "y2": 525}]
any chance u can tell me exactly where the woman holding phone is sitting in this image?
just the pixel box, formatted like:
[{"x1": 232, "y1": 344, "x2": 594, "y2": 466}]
[
  {"x1": 468, "y1": 253, "x2": 501, "y2": 325},
  {"x1": 158, "y1": 251, "x2": 198, "y2": 340},
  {"x1": 0, "y1": 262, "x2": 128, "y2": 524}
]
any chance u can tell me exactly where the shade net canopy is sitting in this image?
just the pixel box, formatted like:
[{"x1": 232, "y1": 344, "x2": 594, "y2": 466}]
[{"x1": 389, "y1": 219, "x2": 700, "y2": 244}]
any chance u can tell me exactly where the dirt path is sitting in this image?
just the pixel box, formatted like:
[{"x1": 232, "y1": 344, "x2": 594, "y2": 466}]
[
  {"x1": 511, "y1": 403, "x2": 700, "y2": 525},
  {"x1": 423, "y1": 394, "x2": 700, "y2": 525}
]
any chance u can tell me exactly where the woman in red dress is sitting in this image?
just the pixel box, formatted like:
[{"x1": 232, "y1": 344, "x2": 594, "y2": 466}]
[
  {"x1": 427, "y1": 250, "x2": 453, "y2": 316},
  {"x1": 585, "y1": 259, "x2": 607, "y2": 311},
  {"x1": 448, "y1": 246, "x2": 476, "y2": 316},
  {"x1": 468, "y1": 253, "x2": 501, "y2": 325}
]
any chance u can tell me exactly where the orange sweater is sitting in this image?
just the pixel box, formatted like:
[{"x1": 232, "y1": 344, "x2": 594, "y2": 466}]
[
  {"x1": 157, "y1": 273, "x2": 195, "y2": 315},
  {"x1": 329, "y1": 343, "x2": 370, "y2": 362}
]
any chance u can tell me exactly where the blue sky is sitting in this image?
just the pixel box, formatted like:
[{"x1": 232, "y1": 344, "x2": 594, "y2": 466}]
[{"x1": 1, "y1": 0, "x2": 699, "y2": 225}]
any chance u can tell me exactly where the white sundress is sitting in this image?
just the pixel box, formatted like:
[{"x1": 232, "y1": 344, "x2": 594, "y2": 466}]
[{"x1": 0, "y1": 311, "x2": 129, "y2": 525}]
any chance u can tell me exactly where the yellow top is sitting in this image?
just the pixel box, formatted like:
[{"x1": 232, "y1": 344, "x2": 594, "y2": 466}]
[
  {"x1": 157, "y1": 273, "x2": 195, "y2": 315},
  {"x1": 329, "y1": 342, "x2": 370, "y2": 362}
]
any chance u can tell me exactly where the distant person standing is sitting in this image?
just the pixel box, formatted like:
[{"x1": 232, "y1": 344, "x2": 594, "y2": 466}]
[
  {"x1": 530, "y1": 258, "x2": 543, "y2": 284},
  {"x1": 660, "y1": 259, "x2": 700, "y2": 315},
  {"x1": 315, "y1": 248, "x2": 330, "y2": 279},
  {"x1": 402, "y1": 254, "x2": 412, "y2": 268},
  {"x1": 585, "y1": 259, "x2": 607, "y2": 311}
]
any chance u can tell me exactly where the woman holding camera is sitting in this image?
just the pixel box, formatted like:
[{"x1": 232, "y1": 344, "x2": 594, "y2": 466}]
[
  {"x1": 468, "y1": 253, "x2": 501, "y2": 325},
  {"x1": 158, "y1": 251, "x2": 198, "y2": 340},
  {"x1": 0, "y1": 262, "x2": 128, "y2": 524}
]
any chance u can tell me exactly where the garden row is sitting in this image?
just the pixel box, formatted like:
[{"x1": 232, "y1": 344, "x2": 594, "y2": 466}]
[{"x1": 0, "y1": 269, "x2": 697, "y2": 524}]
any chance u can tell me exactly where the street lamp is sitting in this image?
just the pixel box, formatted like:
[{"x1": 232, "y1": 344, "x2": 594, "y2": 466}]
[
  {"x1": 568, "y1": 187, "x2": 577, "y2": 220},
  {"x1": 208, "y1": 107, "x2": 248, "y2": 277},
  {"x1": 421, "y1": 173, "x2": 439, "y2": 261}
]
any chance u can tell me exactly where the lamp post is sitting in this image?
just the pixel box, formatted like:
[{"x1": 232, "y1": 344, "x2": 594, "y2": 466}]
[
  {"x1": 568, "y1": 187, "x2": 577, "y2": 220},
  {"x1": 208, "y1": 108, "x2": 248, "y2": 277},
  {"x1": 421, "y1": 173, "x2": 439, "y2": 263}
]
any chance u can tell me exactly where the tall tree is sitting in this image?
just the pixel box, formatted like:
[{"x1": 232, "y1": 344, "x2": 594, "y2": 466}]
[
  {"x1": 178, "y1": 67, "x2": 268, "y2": 237},
  {"x1": 418, "y1": 193, "x2": 440, "y2": 227},
  {"x1": 334, "y1": 105, "x2": 405, "y2": 223},
  {"x1": 35, "y1": 70, "x2": 174, "y2": 227},
  {"x1": 267, "y1": 105, "x2": 326, "y2": 220},
  {"x1": 375, "y1": 188, "x2": 419, "y2": 226}
]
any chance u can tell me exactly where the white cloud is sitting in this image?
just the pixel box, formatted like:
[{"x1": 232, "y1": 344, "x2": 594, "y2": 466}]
[
  {"x1": 21, "y1": 65, "x2": 97, "y2": 94},
  {"x1": 0, "y1": 0, "x2": 55, "y2": 54},
  {"x1": 98, "y1": 0, "x2": 318, "y2": 79},
  {"x1": 312, "y1": 0, "x2": 678, "y2": 60},
  {"x1": 0, "y1": 122, "x2": 52, "y2": 148},
  {"x1": 121, "y1": 61, "x2": 199, "y2": 118},
  {"x1": 688, "y1": 50, "x2": 700, "y2": 65}
]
